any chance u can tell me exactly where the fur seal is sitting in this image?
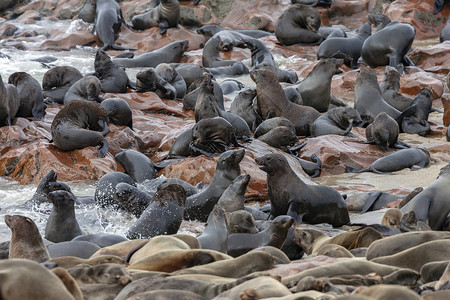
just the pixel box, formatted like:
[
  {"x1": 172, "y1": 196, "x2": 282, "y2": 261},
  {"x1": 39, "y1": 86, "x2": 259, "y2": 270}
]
[
  {"x1": 345, "y1": 147, "x2": 430, "y2": 174},
  {"x1": 229, "y1": 89, "x2": 261, "y2": 130},
  {"x1": 135, "y1": 67, "x2": 176, "y2": 99},
  {"x1": 381, "y1": 208, "x2": 403, "y2": 228},
  {"x1": 68, "y1": 263, "x2": 131, "y2": 285},
  {"x1": 379, "y1": 66, "x2": 414, "y2": 111},
  {"x1": 361, "y1": 20, "x2": 415, "y2": 73},
  {"x1": 112, "y1": 40, "x2": 189, "y2": 68},
  {"x1": 400, "y1": 88, "x2": 433, "y2": 136},
  {"x1": 317, "y1": 22, "x2": 372, "y2": 68},
  {"x1": 254, "y1": 117, "x2": 296, "y2": 138},
  {"x1": 94, "y1": 171, "x2": 136, "y2": 207},
  {"x1": 155, "y1": 63, "x2": 187, "y2": 99},
  {"x1": 94, "y1": 0, "x2": 134, "y2": 51},
  {"x1": 183, "y1": 73, "x2": 224, "y2": 110},
  {"x1": 359, "y1": 284, "x2": 421, "y2": 300},
  {"x1": 227, "y1": 215, "x2": 294, "y2": 257},
  {"x1": 441, "y1": 18, "x2": 450, "y2": 42},
  {"x1": 115, "y1": 149, "x2": 160, "y2": 183},
  {"x1": 401, "y1": 164, "x2": 450, "y2": 230},
  {"x1": 202, "y1": 31, "x2": 247, "y2": 68},
  {"x1": 63, "y1": 76, "x2": 102, "y2": 105},
  {"x1": 131, "y1": 0, "x2": 180, "y2": 33},
  {"x1": 0, "y1": 74, "x2": 19, "y2": 126},
  {"x1": 167, "y1": 126, "x2": 194, "y2": 158},
  {"x1": 42, "y1": 66, "x2": 83, "y2": 105},
  {"x1": 47, "y1": 241, "x2": 101, "y2": 259},
  {"x1": 257, "y1": 126, "x2": 298, "y2": 152},
  {"x1": 251, "y1": 68, "x2": 320, "y2": 136},
  {"x1": 114, "y1": 182, "x2": 152, "y2": 217},
  {"x1": 156, "y1": 178, "x2": 202, "y2": 197},
  {"x1": 127, "y1": 235, "x2": 190, "y2": 264},
  {"x1": 100, "y1": 97, "x2": 133, "y2": 129},
  {"x1": 316, "y1": 244, "x2": 354, "y2": 258},
  {"x1": 94, "y1": 49, "x2": 133, "y2": 93},
  {"x1": 71, "y1": 233, "x2": 128, "y2": 248},
  {"x1": 51, "y1": 100, "x2": 110, "y2": 158},
  {"x1": 311, "y1": 107, "x2": 361, "y2": 137},
  {"x1": 197, "y1": 205, "x2": 228, "y2": 253},
  {"x1": 256, "y1": 153, "x2": 350, "y2": 226},
  {"x1": 197, "y1": 24, "x2": 274, "y2": 39},
  {"x1": 227, "y1": 210, "x2": 259, "y2": 234},
  {"x1": 45, "y1": 190, "x2": 84, "y2": 243},
  {"x1": 365, "y1": 112, "x2": 404, "y2": 149},
  {"x1": 354, "y1": 66, "x2": 401, "y2": 124},
  {"x1": 78, "y1": 0, "x2": 96, "y2": 23},
  {"x1": 194, "y1": 73, "x2": 220, "y2": 122},
  {"x1": 126, "y1": 184, "x2": 186, "y2": 239},
  {"x1": 399, "y1": 210, "x2": 431, "y2": 232},
  {"x1": 217, "y1": 174, "x2": 250, "y2": 212},
  {"x1": 5, "y1": 215, "x2": 50, "y2": 263},
  {"x1": 184, "y1": 149, "x2": 245, "y2": 222},
  {"x1": 275, "y1": 4, "x2": 323, "y2": 45},
  {"x1": 8, "y1": 71, "x2": 46, "y2": 119}
]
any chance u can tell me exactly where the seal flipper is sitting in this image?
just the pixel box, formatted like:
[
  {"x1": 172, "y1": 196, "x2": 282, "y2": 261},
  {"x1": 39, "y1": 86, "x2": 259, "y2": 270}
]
[
  {"x1": 360, "y1": 191, "x2": 382, "y2": 213},
  {"x1": 98, "y1": 140, "x2": 109, "y2": 158},
  {"x1": 159, "y1": 20, "x2": 169, "y2": 35},
  {"x1": 393, "y1": 140, "x2": 411, "y2": 149},
  {"x1": 345, "y1": 165, "x2": 370, "y2": 173}
]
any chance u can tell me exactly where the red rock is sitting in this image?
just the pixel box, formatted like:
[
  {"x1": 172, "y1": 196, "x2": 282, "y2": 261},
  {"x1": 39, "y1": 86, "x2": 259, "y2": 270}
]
[
  {"x1": 41, "y1": 31, "x2": 99, "y2": 51},
  {"x1": 409, "y1": 41, "x2": 450, "y2": 75},
  {"x1": 15, "y1": 10, "x2": 41, "y2": 24},
  {"x1": 442, "y1": 93, "x2": 450, "y2": 125},
  {"x1": 400, "y1": 70, "x2": 444, "y2": 99}
]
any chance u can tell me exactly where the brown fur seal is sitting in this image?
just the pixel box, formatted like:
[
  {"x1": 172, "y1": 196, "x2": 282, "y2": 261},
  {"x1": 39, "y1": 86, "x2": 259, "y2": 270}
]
[
  {"x1": 256, "y1": 153, "x2": 349, "y2": 226},
  {"x1": 91, "y1": 239, "x2": 148, "y2": 259},
  {"x1": 381, "y1": 208, "x2": 402, "y2": 228},
  {"x1": 48, "y1": 255, "x2": 126, "y2": 269},
  {"x1": 8, "y1": 71, "x2": 46, "y2": 119},
  {"x1": 227, "y1": 215, "x2": 294, "y2": 257},
  {"x1": 127, "y1": 235, "x2": 190, "y2": 264},
  {"x1": 183, "y1": 72, "x2": 224, "y2": 110},
  {"x1": 227, "y1": 210, "x2": 259, "y2": 234},
  {"x1": 100, "y1": 97, "x2": 133, "y2": 129},
  {"x1": 135, "y1": 67, "x2": 176, "y2": 99},
  {"x1": 155, "y1": 63, "x2": 186, "y2": 99},
  {"x1": 217, "y1": 174, "x2": 250, "y2": 213},
  {"x1": 126, "y1": 184, "x2": 186, "y2": 239},
  {"x1": 311, "y1": 107, "x2": 361, "y2": 137},
  {"x1": 365, "y1": 112, "x2": 403, "y2": 149},
  {"x1": 45, "y1": 190, "x2": 84, "y2": 243},
  {"x1": 42, "y1": 66, "x2": 83, "y2": 105},
  {"x1": 131, "y1": 0, "x2": 180, "y2": 33},
  {"x1": 316, "y1": 244, "x2": 354, "y2": 258},
  {"x1": 216, "y1": 276, "x2": 291, "y2": 299},
  {"x1": 355, "y1": 66, "x2": 401, "y2": 125},
  {"x1": 399, "y1": 210, "x2": 431, "y2": 232},
  {"x1": 257, "y1": 125, "x2": 298, "y2": 152},
  {"x1": 400, "y1": 164, "x2": 450, "y2": 230},
  {"x1": 115, "y1": 149, "x2": 160, "y2": 183},
  {"x1": 358, "y1": 284, "x2": 421, "y2": 300},
  {"x1": 63, "y1": 76, "x2": 102, "y2": 105},
  {"x1": 254, "y1": 117, "x2": 296, "y2": 138},
  {"x1": 294, "y1": 58, "x2": 344, "y2": 112},
  {"x1": 51, "y1": 267, "x2": 83, "y2": 300},
  {"x1": 379, "y1": 66, "x2": 414, "y2": 111},
  {"x1": 0, "y1": 74, "x2": 19, "y2": 126},
  {"x1": 94, "y1": 172, "x2": 136, "y2": 207},
  {"x1": 5, "y1": 215, "x2": 50, "y2": 263},
  {"x1": 51, "y1": 100, "x2": 109, "y2": 158},
  {"x1": 78, "y1": 0, "x2": 96, "y2": 23},
  {"x1": 401, "y1": 88, "x2": 433, "y2": 136},
  {"x1": 275, "y1": 4, "x2": 323, "y2": 45},
  {"x1": 94, "y1": 49, "x2": 133, "y2": 93},
  {"x1": 68, "y1": 263, "x2": 131, "y2": 285},
  {"x1": 194, "y1": 72, "x2": 220, "y2": 122},
  {"x1": 251, "y1": 68, "x2": 320, "y2": 136},
  {"x1": 197, "y1": 206, "x2": 229, "y2": 253}
]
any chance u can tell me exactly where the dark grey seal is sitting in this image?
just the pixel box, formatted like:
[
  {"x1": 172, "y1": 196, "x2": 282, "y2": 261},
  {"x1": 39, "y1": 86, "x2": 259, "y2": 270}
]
[
  {"x1": 400, "y1": 88, "x2": 433, "y2": 136},
  {"x1": 100, "y1": 97, "x2": 133, "y2": 129},
  {"x1": 8, "y1": 72, "x2": 46, "y2": 120},
  {"x1": 42, "y1": 66, "x2": 83, "y2": 105}
]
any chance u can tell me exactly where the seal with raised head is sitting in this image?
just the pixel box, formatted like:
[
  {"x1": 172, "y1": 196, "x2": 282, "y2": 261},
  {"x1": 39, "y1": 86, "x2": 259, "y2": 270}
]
[
  {"x1": 94, "y1": 0, "x2": 134, "y2": 50},
  {"x1": 94, "y1": 49, "x2": 133, "y2": 93},
  {"x1": 45, "y1": 190, "x2": 85, "y2": 243},
  {"x1": 42, "y1": 66, "x2": 83, "y2": 105},
  {"x1": 51, "y1": 100, "x2": 109, "y2": 158},
  {"x1": 197, "y1": 205, "x2": 228, "y2": 253},
  {"x1": 345, "y1": 147, "x2": 430, "y2": 174},
  {"x1": 0, "y1": 74, "x2": 19, "y2": 126},
  {"x1": 184, "y1": 149, "x2": 245, "y2": 222},
  {"x1": 5, "y1": 215, "x2": 50, "y2": 263},
  {"x1": 228, "y1": 89, "x2": 258, "y2": 131},
  {"x1": 317, "y1": 22, "x2": 372, "y2": 68},
  {"x1": 401, "y1": 164, "x2": 450, "y2": 230},
  {"x1": 63, "y1": 76, "x2": 102, "y2": 104},
  {"x1": 354, "y1": 66, "x2": 401, "y2": 125},
  {"x1": 227, "y1": 215, "x2": 294, "y2": 257},
  {"x1": 365, "y1": 112, "x2": 402, "y2": 149},
  {"x1": 100, "y1": 97, "x2": 133, "y2": 129},
  {"x1": 217, "y1": 174, "x2": 250, "y2": 213},
  {"x1": 379, "y1": 66, "x2": 414, "y2": 111},
  {"x1": 8, "y1": 71, "x2": 46, "y2": 119},
  {"x1": 361, "y1": 20, "x2": 415, "y2": 73},
  {"x1": 112, "y1": 40, "x2": 189, "y2": 68},
  {"x1": 400, "y1": 88, "x2": 433, "y2": 136},
  {"x1": 275, "y1": 3, "x2": 323, "y2": 45},
  {"x1": 251, "y1": 68, "x2": 320, "y2": 136},
  {"x1": 127, "y1": 184, "x2": 186, "y2": 239},
  {"x1": 256, "y1": 153, "x2": 350, "y2": 226},
  {"x1": 131, "y1": 0, "x2": 180, "y2": 33},
  {"x1": 194, "y1": 72, "x2": 220, "y2": 122},
  {"x1": 399, "y1": 210, "x2": 431, "y2": 232},
  {"x1": 311, "y1": 107, "x2": 361, "y2": 137}
]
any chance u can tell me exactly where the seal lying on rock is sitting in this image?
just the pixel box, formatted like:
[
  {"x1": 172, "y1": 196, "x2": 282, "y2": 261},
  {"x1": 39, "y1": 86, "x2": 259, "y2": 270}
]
[
  {"x1": 63, "y1": 76, "x2": 102, "y2": 105},
  {"x1": 256, "y1": 153, "x2": 350, "y2": 227},
  {"x1": 42, "y1": 66, "x2": 83, "y2": 105},
  {"x1": 131, "y1": 0, "x2": 180, "y2": 33},
  {"x1": 311, "y1": 107, "x2": 361, "y2": 137}
]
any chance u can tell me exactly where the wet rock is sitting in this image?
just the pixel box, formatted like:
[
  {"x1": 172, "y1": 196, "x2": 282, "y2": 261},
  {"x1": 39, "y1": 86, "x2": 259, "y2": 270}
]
[
  {"x1": 41, "y1": 30, "x2": 99, "y2": 51},
  {"x1": 15, "y1": 10, "x2": 41, "y2": 24},
  {"x1": 409, "y1": 41, "x2": 450, "y2": 75},
  {"x1": 0, "y1": 23, "x2": 18, "y2": 37}
]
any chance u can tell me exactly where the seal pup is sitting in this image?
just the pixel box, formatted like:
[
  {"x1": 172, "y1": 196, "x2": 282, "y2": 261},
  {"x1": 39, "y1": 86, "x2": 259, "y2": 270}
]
[
  {"x1": 381, "y1": 208, "x2": 403, "y2": 228},
  {"x1": 399, "y1": 210, "x2": 431, "y2": 232},
  {"x1": 155, "y1": 63, "x2": 187, "y2": 99},
  {"x1": 275, "y1": 4, "x2": 323, "y2": 45},
  {"x1": 0, "y1": 74, "x2": 19, "y2": 126},
  {"x1": 317, "y1": 22, "x2": 372, "y2": 68},
  {"x1": 401, "y1": 164, "x2": 450, "y2": 230},
  {"x1": 126, "y1": 184, "x2": 186, "y2": 239},
  {"x1": 379, "y1": 66, "x2": 414, "y2": 111},
  {"x1": 257, "y1": 126, "x2": 298, "y2": 152},
  {"x1": 227, "y1": 215, "x2": 294, "y2": 257},
  {"x1": 229, "y1": 89, "x2": 260, "y2": 131},
  {"x1": 51, "y1": 100, "x2": 109, "y2": 158},
  {"x1": 354, "y1": 66, "x2": 401, "y2": 125},
  {"x1": 361, "y1": 20, "x2": 415, "y2": 73},
  {"x1": 256, "y1": 153, "x2": 350, "y2": 226},
  {"x1": 365, "y1": 112, "x2": 406, "y2": 149},
  {"x1": 227, "y1": 210, "x2": 259, "y2": 234},
  {"x1": 131, "y1": 0, "x2": 180, "y2": 33},
  {"x1": 311, "y1": 107, "x2": 361, "y2": 137},
  {"x1": 5, "y1": 215, "x2": 50, "y2": 263},
  {"x1": 400, "y1": 88, "x2": 433, "y2": 136},
  {"x1": 114, "y1": 182, "x2": 153, "y2": 217},
  {"x1": 254, "y1": 117, "x2": 296, "y2": 138},
  {"x1": 100, "y1": 97, "x2": 133, "y2": 129},
  {"x1": 345, "y1": 147, "x2": 430, "y2": 174},
  {"x1": 8, "y1": 71, "x2": 46, "y2": 119},
  {"x1": 135, "y1": 67, "x2": 177, "y2": 99},
  {"x1": 217, "y1": 174, "x2": 250, "y2": 213},
  {"x1": 197, "y1": 206, "x2": 228, "y2": 253},
  {"x1": 251, "y1": 68, "x2": 320, "y2": 136},
  {"x1": 94, "y1": 171, "x2": 136, "y2": 207},
  {"x1": 94, "y1": 49, "x2": 133, "y2": 93},
  {"x1": 45, "y1": 190, "x2": 85, "y2": 243},
  {"x1": 63, "y1": 76, "x2": 102, "y2": 104},
  {"x1": 196, "y1": 24, "x2": 274, "y2": 39},
  {"x1": 112, "y1": 40, "x2": 189, "y2": 68},
  {"x1": 42, "y1": 66, "x2": 83, "y2": 105},
  {"x1": 115, "y1": 149, "x2": 161, "y2": 183},
  {"x1": 94, "y1": 0, "x2": 134, "y2": 50},
  {"x1": 184, "y1": 149, "x2": 245, "y2": 222}
]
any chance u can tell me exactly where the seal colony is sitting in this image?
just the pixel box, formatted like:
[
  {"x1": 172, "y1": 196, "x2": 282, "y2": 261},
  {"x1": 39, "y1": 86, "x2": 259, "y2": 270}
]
[{"x1": 0, "y1": 0, "x2": 450, "y2": 299}]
